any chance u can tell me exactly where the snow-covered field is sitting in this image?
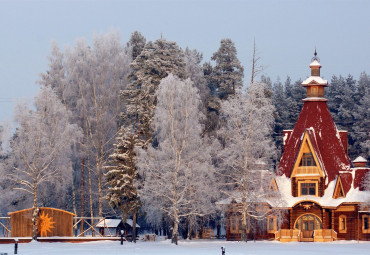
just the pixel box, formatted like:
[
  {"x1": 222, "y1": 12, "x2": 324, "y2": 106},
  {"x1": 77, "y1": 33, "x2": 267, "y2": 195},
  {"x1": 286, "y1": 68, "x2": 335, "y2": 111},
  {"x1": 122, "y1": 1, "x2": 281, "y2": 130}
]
[{"x1": 1, "y1": 240, "x2": 370, "y2": 255}]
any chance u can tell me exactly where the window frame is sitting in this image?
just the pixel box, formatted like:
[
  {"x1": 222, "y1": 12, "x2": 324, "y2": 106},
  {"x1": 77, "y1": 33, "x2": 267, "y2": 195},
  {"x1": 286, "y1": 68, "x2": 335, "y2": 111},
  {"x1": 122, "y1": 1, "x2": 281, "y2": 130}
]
[
  {"x1": 338, "y1": 215, "x2": 347, "y2": 233},
  {"x1": 362, "y1": 214, "x2": 370, "y2": 234},
  {"x1": 298, "y1": 180, "x2": 319, "y2": 197},
  {"x1": 267, "y1": 215, "x2": 277, "y2": 234},
  {"x1": 299, "y1": 152, "x2": 317, "y2": 167}
]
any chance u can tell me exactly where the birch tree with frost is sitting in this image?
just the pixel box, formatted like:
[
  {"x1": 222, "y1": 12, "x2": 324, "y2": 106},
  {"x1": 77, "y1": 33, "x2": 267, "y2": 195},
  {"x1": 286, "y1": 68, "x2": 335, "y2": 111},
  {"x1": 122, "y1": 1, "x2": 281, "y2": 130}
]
[
  {"x1": 8, "y1": 86, "x2": 82, "y2": 240},
  {"x1": 217, "y1": 82, "x2": 278, "y2": 242},
  {"x1": 40, "y1": 31, "x2": 132, "y2": 220},
  {"x1": 137, "y1": 74, "x2": 216, "y2": 244}
]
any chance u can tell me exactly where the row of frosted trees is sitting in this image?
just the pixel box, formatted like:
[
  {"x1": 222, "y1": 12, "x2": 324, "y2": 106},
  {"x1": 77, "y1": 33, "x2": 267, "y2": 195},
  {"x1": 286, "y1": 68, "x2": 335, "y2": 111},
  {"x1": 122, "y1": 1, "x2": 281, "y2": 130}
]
[{"x1": 0, "y1": 30, "x2": 369, "y2": 242}]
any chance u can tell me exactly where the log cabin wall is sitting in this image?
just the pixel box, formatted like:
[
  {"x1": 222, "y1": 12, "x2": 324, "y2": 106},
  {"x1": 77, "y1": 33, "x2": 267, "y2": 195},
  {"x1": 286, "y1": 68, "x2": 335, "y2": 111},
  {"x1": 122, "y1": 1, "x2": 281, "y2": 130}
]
[{"x1": 359, "y1": 212, "x2": 370, "y2": 241}]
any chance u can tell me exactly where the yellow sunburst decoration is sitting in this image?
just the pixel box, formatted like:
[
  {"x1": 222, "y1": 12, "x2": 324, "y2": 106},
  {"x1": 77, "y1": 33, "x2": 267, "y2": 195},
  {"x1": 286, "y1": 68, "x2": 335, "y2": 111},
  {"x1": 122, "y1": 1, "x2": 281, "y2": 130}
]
[{"x1": 37, "y1": 211, "x2": 55, "y2": 237}]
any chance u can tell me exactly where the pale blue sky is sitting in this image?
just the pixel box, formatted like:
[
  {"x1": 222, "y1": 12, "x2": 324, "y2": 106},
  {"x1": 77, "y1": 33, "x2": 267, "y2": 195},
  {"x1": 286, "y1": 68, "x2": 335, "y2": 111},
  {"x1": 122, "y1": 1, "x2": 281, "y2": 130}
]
[{"x1": 1, "y1": 0, "x2": 370, "y2": 123}]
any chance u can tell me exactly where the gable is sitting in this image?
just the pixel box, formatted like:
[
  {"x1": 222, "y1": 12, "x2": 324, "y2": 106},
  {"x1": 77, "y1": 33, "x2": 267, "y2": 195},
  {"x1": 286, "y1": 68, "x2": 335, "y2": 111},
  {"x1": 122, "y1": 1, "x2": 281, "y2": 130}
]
[
  {"x1": 269, "y1": 178, "x2": 278, "y2": 192},
  {"x1": 333, "y1": 176, "x2": 345, "y2": 198},
  {"x1": 290, "y1": 131, "x2": 325, "y2": 178}
]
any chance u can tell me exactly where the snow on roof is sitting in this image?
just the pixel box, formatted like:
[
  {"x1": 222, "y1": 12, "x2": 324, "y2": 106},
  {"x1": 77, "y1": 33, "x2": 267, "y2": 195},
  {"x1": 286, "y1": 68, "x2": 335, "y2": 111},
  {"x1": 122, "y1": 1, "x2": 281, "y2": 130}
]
[
  {"x1": 96, "y1": 219, "x2": 121, "y2": 228},
  {"x1": 353, "y1": 156, "x2": 367, "y2": 163},
  {"x1": 277, "y1": 101, "x2": 351, "y2": 184},
  {"x1": 302, "y1": 76, "x2": 328, "y2": 86},
  {"x1": 96, "y1": 219, "x2": 140, "y2": 228},
  {"x1": 274, "y1": 174, "x2": 370, "y2": 208},
  {"x1": 302, "y1": 97, "x2": 328, "y2": 102},
  {"x1": 309, "y1": 60, "x2": 321, "y2": 68}
]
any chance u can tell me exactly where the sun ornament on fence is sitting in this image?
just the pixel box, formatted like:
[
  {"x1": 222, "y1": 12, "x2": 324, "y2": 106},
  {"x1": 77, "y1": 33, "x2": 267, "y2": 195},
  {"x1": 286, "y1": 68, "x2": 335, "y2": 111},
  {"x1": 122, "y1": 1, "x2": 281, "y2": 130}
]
[{"x1": 37, "y1": 212, "x2": 55, "y2": 237}]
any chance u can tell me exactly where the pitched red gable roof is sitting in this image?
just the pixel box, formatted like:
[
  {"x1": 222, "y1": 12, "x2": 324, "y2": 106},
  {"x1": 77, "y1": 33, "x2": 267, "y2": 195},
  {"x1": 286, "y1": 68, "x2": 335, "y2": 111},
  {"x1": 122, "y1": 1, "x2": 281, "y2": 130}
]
[{"x1": 277, "y1": 101, "x2": 351, "y2": 184}]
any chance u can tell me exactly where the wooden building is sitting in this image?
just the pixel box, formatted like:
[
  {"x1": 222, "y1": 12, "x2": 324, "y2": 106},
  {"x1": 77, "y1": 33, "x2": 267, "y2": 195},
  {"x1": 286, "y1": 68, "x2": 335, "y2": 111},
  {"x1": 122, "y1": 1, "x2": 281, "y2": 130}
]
[
  {"x1": 223, "y1": 53, "x2": 370, "y2": 242},
  {"x1": 9, "y1": 207, "x2": 75, "y2": 237},
  {"x1": 96, "y1": 218, "x2": 140, "y2": 237}
]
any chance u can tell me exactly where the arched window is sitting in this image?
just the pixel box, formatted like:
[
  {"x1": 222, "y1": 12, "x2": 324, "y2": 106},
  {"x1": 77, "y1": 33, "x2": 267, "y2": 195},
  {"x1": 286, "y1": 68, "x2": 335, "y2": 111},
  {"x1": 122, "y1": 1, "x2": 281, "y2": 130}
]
[{"x1": 294, "y1": 214, "x2": 322, "y2": 230}]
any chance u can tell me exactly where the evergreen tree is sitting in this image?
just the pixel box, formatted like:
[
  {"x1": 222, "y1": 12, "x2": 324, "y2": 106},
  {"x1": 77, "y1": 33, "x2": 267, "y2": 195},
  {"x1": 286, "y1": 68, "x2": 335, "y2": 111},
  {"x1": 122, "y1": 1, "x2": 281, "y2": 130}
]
[
  {"x1": 285, "y1": 78, "x2": 305, "y2": 129},
  {"x1": 105, "y1": 127, "x2": 141, "y2": 241},
  {"x1": 128, "y1": 31, "x2": 146, "y2": 60},
  {"x1": 353, "y1": 73, "x2": 370, "y2": 157},
  {"x1": 184, "y1": 47, "x2": 209, "y2": 107},
  {"x1": 211, "y1": 38, "x2": 244, "y2": 99},
  {"x1": 272, "y1": 77, "x2": 288, "y2": 155},
  {"x1": 122, "y1": 38, "x2": 185, "y2": 146},
  {"x1": 327, "y1": 75, "x2": 346, "y2": 124}
]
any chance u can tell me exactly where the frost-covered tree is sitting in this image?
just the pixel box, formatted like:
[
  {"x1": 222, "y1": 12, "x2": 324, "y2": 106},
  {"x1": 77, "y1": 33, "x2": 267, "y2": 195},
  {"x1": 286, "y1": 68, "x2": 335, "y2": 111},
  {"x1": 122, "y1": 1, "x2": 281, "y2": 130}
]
[
  {"x1": 104, "y1": 127, "x2": 141, "y2": 242},
  {"x1": 184, "y1": 47, "x2": 209, "y2": 109},
  {"x1": 137, "y1": 74, "x2": 216, "y2": 245},
  {"x1": 8, "y1": 86, "x2": 82, "y2": 240},
  {"x1": 211, "y1": 38, "x2": 244, "y2": 99},
  {"x1": 128, "y1": 31, "x2": 146, "y2": 60},
  {"x1": 122, "y1": 38, "x2": 185, "y2": 146},
  {"x1": 40, "y1": 31, "x2": 132, "y2": 220},
  {"x1": 353, "y1": 72, "x2": 370, "y2": 157},
  {"x1": 327, "y1": 74, "x2": 358, "y2": 157},
  {"x1": 284, "y1": 77, "x2": 305, "y2": 129},
  {"x1": 272, "y1": 78, "x2": 288, "y2": 156},
  {"x1": 217, "y1": 82, "x2": 277, "y2": 242}
]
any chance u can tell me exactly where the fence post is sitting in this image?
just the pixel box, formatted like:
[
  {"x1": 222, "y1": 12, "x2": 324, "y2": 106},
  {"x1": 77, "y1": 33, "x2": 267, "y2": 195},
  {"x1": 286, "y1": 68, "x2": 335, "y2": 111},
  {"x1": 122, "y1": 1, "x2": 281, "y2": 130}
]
[{"x1": 14, "y1": 239, "x2": 18, "y2": 254}]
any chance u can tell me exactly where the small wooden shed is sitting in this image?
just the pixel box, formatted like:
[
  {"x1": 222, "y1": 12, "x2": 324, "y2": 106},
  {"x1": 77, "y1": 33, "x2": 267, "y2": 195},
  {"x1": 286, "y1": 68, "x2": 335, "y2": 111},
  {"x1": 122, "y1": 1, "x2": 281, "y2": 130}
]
[
  {"x1": 96, "y1": 219, "x2": 140, "y2": 236},
  {"x1": 8, "y1": 207, "x2": 76, "y2": 237}
]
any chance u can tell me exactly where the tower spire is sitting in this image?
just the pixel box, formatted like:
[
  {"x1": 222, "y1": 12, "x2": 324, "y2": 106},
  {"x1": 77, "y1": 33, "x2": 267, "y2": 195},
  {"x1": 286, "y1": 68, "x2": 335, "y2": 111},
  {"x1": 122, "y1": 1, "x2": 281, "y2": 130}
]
[
  {"x1": 311, "y1": 48, "x2": 320, "y2": 63},
  {"x1": 301, "y1": 51, "x2": 328, "y2": 101}
]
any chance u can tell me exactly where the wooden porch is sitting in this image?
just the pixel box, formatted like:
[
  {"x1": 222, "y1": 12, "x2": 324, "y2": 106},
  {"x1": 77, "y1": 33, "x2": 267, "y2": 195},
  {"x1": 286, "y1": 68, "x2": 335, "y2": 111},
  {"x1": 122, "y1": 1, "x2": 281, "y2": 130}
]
[{"x1": 275, "y1": 229, "x2": 337, "y2": 242}]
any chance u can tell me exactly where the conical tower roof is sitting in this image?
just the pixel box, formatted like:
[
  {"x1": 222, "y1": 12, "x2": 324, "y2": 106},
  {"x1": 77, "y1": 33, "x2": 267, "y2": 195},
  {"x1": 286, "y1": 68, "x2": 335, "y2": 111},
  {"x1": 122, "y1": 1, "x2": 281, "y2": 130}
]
[{"x1": 278, "y1": 53, "x2": 351, "y2": 184}]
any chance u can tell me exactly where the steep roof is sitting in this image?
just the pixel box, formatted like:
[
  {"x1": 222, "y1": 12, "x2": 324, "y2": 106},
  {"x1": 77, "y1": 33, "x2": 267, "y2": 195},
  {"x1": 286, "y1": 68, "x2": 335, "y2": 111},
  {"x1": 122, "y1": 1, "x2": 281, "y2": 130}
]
[
  {"x1": 354, "y1": 168, "x2": 369, "y2": 191},
  {"x1": 353, "y1": 156, "x2": 367, "y2": 163},
  {"x1": 277, "y1": 101, "x2": 351, "y2": 184},
  {"x1": 338, "y1": 172, "x2": 352, "y2": 195}
]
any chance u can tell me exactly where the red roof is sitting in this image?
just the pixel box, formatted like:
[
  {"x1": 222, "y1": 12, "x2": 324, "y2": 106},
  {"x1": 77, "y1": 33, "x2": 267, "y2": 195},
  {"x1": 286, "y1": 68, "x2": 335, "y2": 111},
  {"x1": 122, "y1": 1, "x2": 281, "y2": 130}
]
[
  {"x1": 277, "y1": 101, "x2": 351, "y2": 184},
  {"x1": 338, "y1": 173, "x2": 352, "y2": 195},
  {"x1": 354, "y1": 168, "x2": 369, "y2": 191}
]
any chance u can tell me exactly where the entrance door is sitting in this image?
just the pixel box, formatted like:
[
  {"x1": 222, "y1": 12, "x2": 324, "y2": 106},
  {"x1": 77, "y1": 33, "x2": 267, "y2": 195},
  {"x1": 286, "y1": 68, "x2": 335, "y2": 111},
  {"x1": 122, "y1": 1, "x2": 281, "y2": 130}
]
[
  {"x1": 302, "y1": 217, "x2": 315, "y2": 238},
  {"x1": 295, "y1": 214, "x2": 322, "y2": 240}
]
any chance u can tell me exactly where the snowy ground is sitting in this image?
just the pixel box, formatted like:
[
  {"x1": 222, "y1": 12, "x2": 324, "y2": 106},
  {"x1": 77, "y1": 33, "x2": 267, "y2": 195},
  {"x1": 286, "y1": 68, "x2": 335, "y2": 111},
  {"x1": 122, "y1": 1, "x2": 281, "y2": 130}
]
[{"x1": 0, "y1": 239, "x2": 370, "y2": 255}]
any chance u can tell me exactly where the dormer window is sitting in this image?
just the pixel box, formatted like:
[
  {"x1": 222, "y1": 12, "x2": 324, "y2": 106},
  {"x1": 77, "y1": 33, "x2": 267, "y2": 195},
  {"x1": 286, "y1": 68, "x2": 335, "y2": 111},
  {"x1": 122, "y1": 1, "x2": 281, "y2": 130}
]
[{"x1": 299, "y1": 153, "x2": 316, "y2": 166}]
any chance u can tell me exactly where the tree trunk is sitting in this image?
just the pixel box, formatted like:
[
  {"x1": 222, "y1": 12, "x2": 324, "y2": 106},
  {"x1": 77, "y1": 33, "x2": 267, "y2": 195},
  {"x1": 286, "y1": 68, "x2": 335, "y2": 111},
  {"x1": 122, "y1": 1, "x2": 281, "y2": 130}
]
[
  {"x1": 97, "y1": 160, "x2": 103, "y2": 218},
  {"x1": 88, "y1": 164, "x2": 94, "y2": 236},
  {"x1": 72, "y1": 179, "x2": 77, "y2": 236},
  {"x1": 32, "y1": 185, "x2": 39, "y2": 240},
  {"x1": 132, "y1": 212, "x2": 137, "y2": 243},
  {"x1": 241, "y1": 207, "x2": 248, "y2": 242},
  {"x1": 187, "y1": 215, "x2": 195, "y2": 240},
  {"x1": 198, "y1": 216, "x2": 204, "y2": 239},
  {"x1": 217, "y1": 223, "x2": 221, "y2": 239},
  {"x1": 172, "y1": 220, "x2": 179, "y2": 245},
  {"x1": 80, "y1": 157, "x2": 85, "y2": 236}
]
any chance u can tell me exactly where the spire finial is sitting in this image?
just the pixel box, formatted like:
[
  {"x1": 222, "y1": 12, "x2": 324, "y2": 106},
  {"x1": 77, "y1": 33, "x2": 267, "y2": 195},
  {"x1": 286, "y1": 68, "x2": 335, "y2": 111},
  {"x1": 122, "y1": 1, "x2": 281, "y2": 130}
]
[{"x1": 311, "y1": 48, "x2": 320, "y2": 62}]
